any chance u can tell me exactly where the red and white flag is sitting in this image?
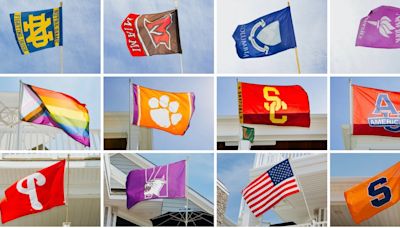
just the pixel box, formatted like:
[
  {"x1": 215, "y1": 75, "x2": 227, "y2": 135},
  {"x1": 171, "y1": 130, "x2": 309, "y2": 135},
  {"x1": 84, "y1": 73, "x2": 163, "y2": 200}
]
[
  {"x1": 0, "y1": 160, "x2": 65, "y2": 223},
  {"x1": 242, "y1": 159, "x2": 300, "y2": 217}
]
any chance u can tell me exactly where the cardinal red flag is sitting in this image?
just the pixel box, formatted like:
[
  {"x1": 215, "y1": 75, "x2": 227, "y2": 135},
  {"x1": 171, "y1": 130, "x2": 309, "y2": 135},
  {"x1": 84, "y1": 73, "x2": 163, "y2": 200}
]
[
  {"x1": 0, "y1": 160, "x2": 65, "y2": 223},
  {"x1": 353, "y1": 85, "x2": 400, "y2": 137},
  {"x1": 121, "y1": 9, "x2": 182, "y2": 56},
  {"x1": 238, "y1": 82, "x2": 310, "y2": 127}
]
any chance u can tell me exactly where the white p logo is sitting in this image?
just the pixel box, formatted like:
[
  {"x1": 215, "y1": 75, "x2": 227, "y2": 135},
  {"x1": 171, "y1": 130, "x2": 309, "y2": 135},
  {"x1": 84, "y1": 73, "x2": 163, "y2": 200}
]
[{"x1": 16, "y1": 173, "x2": 46, "y2": 210}]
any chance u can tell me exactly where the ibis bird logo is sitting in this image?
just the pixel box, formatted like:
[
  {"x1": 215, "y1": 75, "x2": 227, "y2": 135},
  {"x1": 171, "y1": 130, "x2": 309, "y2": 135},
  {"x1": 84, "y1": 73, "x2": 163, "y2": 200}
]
[{"x1": 368, "y1": 16, "x2": 395, "y2": 38}]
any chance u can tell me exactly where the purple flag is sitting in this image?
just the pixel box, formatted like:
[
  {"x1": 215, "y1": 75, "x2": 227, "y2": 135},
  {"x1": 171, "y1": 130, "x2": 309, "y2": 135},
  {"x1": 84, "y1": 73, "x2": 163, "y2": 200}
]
[
  {"x1": 126, "y1": 160, "x2": 186, "y2": 209},
  {"x1": 356, "y1": 6, "x2": 400, "y2": 48}
]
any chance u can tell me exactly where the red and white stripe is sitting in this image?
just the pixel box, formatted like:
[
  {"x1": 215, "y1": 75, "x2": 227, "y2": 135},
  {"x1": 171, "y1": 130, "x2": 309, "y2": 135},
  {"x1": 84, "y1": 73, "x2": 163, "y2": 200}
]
[{"x1": 242, "y1": 172, "x2": 300, "y2": 217}]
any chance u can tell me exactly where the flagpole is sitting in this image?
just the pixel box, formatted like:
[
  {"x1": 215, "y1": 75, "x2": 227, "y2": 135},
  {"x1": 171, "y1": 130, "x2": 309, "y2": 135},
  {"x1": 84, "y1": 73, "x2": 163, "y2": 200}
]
[
  {"x1": 60, "y1": 1, "x2": 64, "y2": 74},
  {"x1": 64, "y1": 154, "x2": 71, "y2": 226},
  {"x1": 185, "y1": 157, "x2": 189, "y2": 226},
  {"x1": 349, "y1": 78, "x2": 353, "y2": 150},
  {"x1": 287, "y1": 2, "x2": 301, "y2": 74},
  {"x1": 128, "y1": 78, "x2": 132, "y2": 150},
  {"x1": 16, "y1": 80, "x2": 22, "y2": 150},
  {"x1": 289, "y1": 158, "x2": 313, "y2": 223},
  {"x1": 172, "y1": 0, "x2": 184, "y2": 74}
]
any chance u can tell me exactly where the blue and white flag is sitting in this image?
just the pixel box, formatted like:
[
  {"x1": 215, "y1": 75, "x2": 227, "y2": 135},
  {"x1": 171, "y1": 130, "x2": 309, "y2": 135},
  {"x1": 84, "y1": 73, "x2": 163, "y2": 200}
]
[
  {"x1": 232, "y1": 7, "x2": 297, "y2": 59},
  {"x1": 10, "y1": 7, "x2": 63, "y2": 55}
]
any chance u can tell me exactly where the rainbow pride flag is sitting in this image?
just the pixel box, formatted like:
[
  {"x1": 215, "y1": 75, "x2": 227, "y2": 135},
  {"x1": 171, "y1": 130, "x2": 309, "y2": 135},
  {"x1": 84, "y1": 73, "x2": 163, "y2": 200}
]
[{"x1": 20, "y1": 83, "x2": 90, "y2": 147}]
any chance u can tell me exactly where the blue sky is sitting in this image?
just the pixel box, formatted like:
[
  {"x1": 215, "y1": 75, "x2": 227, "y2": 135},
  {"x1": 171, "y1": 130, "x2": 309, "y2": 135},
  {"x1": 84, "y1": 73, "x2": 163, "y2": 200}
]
[
  {"x1": 331, "y1": 0, "x2": 400, "y2": 73},
  {"x1": 0, "y1": 77, "x2": 100, "y2": 129},
  {"x1": 218, "y1": 77, "x2": 327, "y2": 116},
  {"x1": 104, "y1": 77, "x2": 214, "y2": 150},
  {"x1": 104, "y1": 0, "x2": 214, "y2": 73},
  {"x1": 0, "y1": 1, "x2": 100, "y2": 73},
  {"x1": 218, "y1": 153, "x2": 283, "y2": 224},
  {"x1": 330, "y1": 77, "x2": 400, "y2": 150},
  {"x1": 217, "y1": 0, "x2": 327, "y2": 73},
  {"x1": 141, "y1": 153, "x2": 214, "y2": 203},
  {"x1": 331, "y1": 153, "x2": 400, "y2": 177}
]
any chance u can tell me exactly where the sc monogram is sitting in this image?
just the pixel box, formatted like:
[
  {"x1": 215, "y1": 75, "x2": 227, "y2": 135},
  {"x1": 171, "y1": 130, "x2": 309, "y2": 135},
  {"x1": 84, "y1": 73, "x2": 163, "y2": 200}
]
[{"x1": 263, "y1": 87, "x2": 287, "y2": 124}]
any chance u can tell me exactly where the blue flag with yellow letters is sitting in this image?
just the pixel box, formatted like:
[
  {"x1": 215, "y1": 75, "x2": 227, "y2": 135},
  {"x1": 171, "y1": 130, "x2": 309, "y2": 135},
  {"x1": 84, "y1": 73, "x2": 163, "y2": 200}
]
[
  {"x1": 10, "y1": 7, "x2": 63, "y2": 55},
  {"x1": 232, "y1": 7, "x2": 296, "y2": 59}
]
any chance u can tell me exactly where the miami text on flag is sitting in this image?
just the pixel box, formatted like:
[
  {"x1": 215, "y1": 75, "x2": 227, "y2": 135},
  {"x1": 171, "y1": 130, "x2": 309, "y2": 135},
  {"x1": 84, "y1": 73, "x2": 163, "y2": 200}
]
[
  {"x1": 356, "y1": 6, "x2": 400, "y2": 48},
  {"x1": 0, "y1": 160, "x2": 65, "y2": 223},
  {"x1": 20, "y1": 83, "x2": 90, "y2": 146},
  {"x1": 238, "y1": 82, "x2": 310, "y2": 127},
  {"x1": 121, "y1": 9, "x2": 182, "y2": 56},
  {"x1": 232, "y1": 6, "x2": 297, "y2": 59},
  {"x1": 344, "y1": 162, "x2": 400, "y2": 224},
  {"x1": 242, "y1": 159, "x2": 300, "y2": 217},
  {"x1": 10, "y1": 7, "x2": 63, "y2": 55},
  {"x1": 126, "y1": 160, "x2": 186, "y2": 208},
  {"x1": 131, "y1": 84, "x2": 195, "y2": 135},
  {"x1": 353, "y1": 84, "x2": 400, "y2": 137}
]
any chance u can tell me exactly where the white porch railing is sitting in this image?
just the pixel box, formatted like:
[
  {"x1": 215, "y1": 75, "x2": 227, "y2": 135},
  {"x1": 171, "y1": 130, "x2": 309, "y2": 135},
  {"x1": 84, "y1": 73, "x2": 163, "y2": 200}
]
[
  {"x1": 254, "y1": 153, "x2": 311, "y2": 168},
  {"x1": 289, "y1": 221, "x2": 328, "y2": 227},
  {"x1": 0, "y1": 127, "x2": 100, "y2": 150}
]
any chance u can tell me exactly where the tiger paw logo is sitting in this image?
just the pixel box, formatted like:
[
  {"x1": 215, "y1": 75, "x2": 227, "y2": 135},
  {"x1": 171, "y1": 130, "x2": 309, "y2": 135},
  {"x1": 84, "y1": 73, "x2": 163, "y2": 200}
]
[
  {"x1": 148, "y1": 95, "x2": 182, "y2": 128},
  {"x1": 263, "y1": 86, "x2": 287, "y2": 124},
  {"x1": 368, "y1": 93, "x2": 400, "y2": 132},
  {"x1": 144, "y1": 14, "x2": 172, "y2": 50}
]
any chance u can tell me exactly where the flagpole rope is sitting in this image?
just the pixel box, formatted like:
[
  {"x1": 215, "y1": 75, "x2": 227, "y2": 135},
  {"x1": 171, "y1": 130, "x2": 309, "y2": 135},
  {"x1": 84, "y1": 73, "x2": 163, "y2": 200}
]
[
  {"x1": 60, "y1": 2, "x2": 64, "y2": 74},
  {"x1": 185, "y1": 157, "x2": 189, "y2": 226},
  {"x1": 128, "y1": 78, "x2": 132, "y2": 150},
  {"x1": 16, "y1": 80, "x2": 22, "y2": 150},
  {"x1": 65, "y1": 154, "x2": 70, "y2": 225},
  {"x1": 349, "y1": 79, "x2": 353, "y2": 150}
]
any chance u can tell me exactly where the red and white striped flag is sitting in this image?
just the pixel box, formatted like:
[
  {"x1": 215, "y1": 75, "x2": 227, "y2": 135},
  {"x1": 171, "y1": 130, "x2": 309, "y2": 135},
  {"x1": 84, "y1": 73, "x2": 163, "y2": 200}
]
[{"x1": 242, "y1": 159, "x2": 300, "y2": 217}]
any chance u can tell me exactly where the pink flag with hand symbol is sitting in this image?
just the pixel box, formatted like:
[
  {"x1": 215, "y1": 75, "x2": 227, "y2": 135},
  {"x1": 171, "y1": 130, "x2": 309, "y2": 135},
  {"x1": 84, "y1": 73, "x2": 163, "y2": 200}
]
[{"x1": 356, "y1": 6, "x2": 400, "y2": 48}]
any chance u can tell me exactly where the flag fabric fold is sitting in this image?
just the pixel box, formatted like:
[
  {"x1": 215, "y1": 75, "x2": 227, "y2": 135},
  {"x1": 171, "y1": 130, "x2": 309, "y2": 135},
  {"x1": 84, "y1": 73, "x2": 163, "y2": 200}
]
[
  {"x1": 344, "y1": 162, "x2": 400, "y2": 224},
  {"x1": 238, "y1": 82, "x2": 310, "y2": 127},
  {"x1": 232, "y1": 6, "x2": 297, "y2": 59},
  {"x1": 352, "y1": 84, "x2": 400, "y2": 137},
  {"x1": 356, "y1": 6, "x2": 400, "y2": 49},
  {"x1": 0, "y1": 160, "x2": 65, "y2": 223},
  {"x1": 242, "y1": 126, "x2": 255, "y2": 143},
  {"x1": 20, "y1": 83, "x2": 90, "y2": 146},
  {"x1": 126, "y1": 160, "x2": 186, "y2": 209},
  {"x1": 10, "y1": 7, "x2": 63, "y2": 55},
  {"x1": 121, "y1": 9, "x2": 182, "y2": 57},
  {"x1": 242, "y1": 159, "x2": 300, "y2": 217},
  {"x1": 131, "y1": 83, "x2": 195, "y2": 135}
]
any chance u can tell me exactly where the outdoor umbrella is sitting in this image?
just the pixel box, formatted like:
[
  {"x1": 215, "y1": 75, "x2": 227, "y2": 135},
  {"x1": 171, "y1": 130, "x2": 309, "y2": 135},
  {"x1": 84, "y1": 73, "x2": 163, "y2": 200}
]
[{"x1": 150, "y1": 211, "x2": 213, "y2": 226}]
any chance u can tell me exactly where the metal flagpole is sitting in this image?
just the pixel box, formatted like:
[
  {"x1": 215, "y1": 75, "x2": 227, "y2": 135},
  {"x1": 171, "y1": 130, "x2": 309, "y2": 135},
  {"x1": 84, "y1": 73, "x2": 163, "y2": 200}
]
[
  {"x1": 16, "y1": 80, "x2": 23, "y2": 150},
  {"x1": 63, "y1": 154, "x2": 71, "y2": 226},
  {"x1": 60, "y1": 1, "x2": 64, "y2": 74},
  {"x1": 289, "y1": 158, "x2": 313, "y2": 223},
  {"x1": 128, "y1": 78, "x2": 133, "y2": 150},
  {"x1": 185, "y1": 157, "x2": 189, "y2": 226},
  {"x1": 287, "y1": 2, "x2": 301, "y2": 74},
  {"x1": 349, "y1": 79, "x2": 353, "y2": 150}
]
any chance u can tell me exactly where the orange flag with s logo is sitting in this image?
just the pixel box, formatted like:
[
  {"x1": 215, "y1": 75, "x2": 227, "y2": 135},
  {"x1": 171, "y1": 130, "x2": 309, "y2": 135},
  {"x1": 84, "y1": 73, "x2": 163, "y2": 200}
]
[
  {"x1": 131, "y1": 84, "x2": 195, "y2": 135},
  {"x1": 344, "y1": 162, "x2": 400, "y2": 224}
]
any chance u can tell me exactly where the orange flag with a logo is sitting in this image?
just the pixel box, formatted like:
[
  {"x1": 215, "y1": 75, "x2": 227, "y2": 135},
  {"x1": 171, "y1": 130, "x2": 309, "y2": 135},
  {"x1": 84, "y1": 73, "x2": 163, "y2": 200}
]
[
  {"x1": 131, "y1": 84, "x2": 195, "y2": 135},
  {"x1": 344, "y1": 162, "x2": 400, "y2": 224},
  {"x1": 237, "y1": 82, "x2": 310, "y2": 127}
]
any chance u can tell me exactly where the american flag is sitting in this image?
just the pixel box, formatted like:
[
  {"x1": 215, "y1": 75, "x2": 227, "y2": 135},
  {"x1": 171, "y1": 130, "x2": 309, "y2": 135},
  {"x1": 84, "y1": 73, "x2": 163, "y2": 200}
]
[{"x1": 242, "y1": 159, "x2": 300, "y2": 217}]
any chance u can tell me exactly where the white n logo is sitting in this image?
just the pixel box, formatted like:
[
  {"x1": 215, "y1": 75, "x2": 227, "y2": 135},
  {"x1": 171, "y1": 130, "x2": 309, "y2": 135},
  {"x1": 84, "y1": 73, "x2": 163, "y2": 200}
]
[{"x1": 17, "y1": 173, "x2": 46, "y2": 210}]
